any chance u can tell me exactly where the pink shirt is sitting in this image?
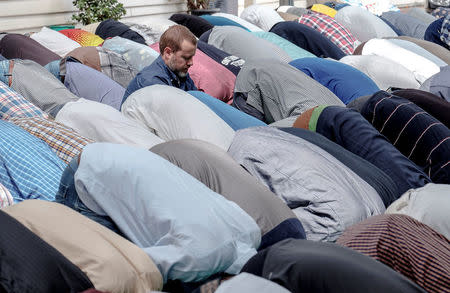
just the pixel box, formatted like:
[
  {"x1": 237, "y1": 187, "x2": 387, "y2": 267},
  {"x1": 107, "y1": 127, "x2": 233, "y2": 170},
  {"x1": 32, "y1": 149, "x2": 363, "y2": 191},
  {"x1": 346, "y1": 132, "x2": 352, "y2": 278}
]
[{"x1": 150, "y1": 43, "x2": 236, "y2": 104}]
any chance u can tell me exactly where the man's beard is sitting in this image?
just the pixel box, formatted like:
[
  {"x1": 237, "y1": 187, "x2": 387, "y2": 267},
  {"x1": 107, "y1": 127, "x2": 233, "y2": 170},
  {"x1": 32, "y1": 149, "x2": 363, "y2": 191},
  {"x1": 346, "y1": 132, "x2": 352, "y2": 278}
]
[
  {"x1": 168, "y1": 58, "x2": 188, "y2": 78},
  {"x1": 176, "y1": 71, "x2": 188, "y2": 78}
]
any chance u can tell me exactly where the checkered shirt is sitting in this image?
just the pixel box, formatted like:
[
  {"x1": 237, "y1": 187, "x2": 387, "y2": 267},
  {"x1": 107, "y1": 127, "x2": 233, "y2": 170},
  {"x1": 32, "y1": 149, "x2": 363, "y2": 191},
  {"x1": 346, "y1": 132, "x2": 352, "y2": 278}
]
[
  {"x1": 96, "y1": 47, "x2": 138, "y2": 88},
  {"x1": 0, "y1": 120, "x2": 66, "y2": 202},
  {"x1": 299, "y1": 13, "x2": 358, "y2": 55},
  {"x1": 440, "y1": 15, "x2": 450, "y2": 47},
  {"x1": 0, "y1": 81, "x2": 47, "y2": 120},
  {"x1": 0, "y1": 183, "x2": 13, "y2": 208},
  {"x1": 432, "y1": 7, "x2": 450, "y2": 19},
  {"x1": 8, "y1": 116, "x2": 93, "y2": 164}
]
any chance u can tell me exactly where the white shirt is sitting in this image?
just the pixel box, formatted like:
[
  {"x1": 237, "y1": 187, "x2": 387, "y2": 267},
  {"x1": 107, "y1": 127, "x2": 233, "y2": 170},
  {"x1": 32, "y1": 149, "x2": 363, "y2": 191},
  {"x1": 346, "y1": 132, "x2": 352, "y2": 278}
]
[
  {"x1": 30, "y1": 27, "x2": 81, "y2": 57},
  {"x1": 55, "y1": 98, "x2": 164, "y2": 148},
  {"x1": 121, "y1": 85, "x2": 235, "y2": 151},
  {"x1": 362, "y1": 38, "x2": 441, "y2": 84},
  {"x1": 240, "y1": 5, "x2": 284, "y2": 31}
]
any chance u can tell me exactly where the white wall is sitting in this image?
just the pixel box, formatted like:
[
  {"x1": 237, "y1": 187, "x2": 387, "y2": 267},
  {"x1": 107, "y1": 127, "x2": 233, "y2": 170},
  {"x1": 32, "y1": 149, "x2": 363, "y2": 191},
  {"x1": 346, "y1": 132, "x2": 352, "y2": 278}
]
[
  {"x1": 238, "y1": 0, "x2": 307, "y2": 15},
  {"x1": 0, "y1": 0, "x2": 187, "y2": 33}
]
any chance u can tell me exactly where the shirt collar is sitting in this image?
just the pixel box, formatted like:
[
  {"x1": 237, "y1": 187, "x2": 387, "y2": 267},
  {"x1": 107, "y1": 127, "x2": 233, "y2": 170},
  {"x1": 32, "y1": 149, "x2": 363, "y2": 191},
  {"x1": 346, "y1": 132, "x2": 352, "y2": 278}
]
[{"x1": 155, "y1": 55, "x2": 188, "y2": 87}]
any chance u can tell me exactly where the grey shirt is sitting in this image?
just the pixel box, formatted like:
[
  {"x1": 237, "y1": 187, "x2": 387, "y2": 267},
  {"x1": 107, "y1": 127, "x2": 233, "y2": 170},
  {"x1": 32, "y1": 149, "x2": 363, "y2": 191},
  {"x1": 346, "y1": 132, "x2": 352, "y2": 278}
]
[
  {"x1": 208, "y1": 26, "x2": 292, "y2": 63},
  {"x1": 228, "y1": 126, "x2": 385, "y2": 242},
  {"x1": 11, "y1": 59, "x2": 79, "y2": 115},
  {"x1": 234, "y1": 58, "x2": 343, "y2": 123},
  {"x1": 150, "y1": 139, "x2": 301, "y2": 242},
  {"x1": 406, "y1": 7, "x2": 437, "y2": 25},
  {"x1": 335, "y1": 6, "x2": 397, "y2": 42},
  {"x1": 381, "y1": 11, "x2": 428, "y2": 39}
]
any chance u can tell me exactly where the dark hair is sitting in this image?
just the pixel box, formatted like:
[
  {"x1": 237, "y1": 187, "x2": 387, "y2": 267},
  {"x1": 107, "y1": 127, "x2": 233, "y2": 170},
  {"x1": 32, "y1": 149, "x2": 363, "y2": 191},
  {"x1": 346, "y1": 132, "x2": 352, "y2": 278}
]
[{"x1": 159, "y1": 25, "x2": 197, "y2": 53}]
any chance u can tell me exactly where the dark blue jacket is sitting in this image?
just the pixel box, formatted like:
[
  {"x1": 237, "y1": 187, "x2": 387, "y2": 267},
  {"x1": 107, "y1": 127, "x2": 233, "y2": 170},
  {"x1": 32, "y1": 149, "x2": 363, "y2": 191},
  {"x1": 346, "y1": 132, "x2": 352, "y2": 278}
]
[{"x1": 122, "y1": 55, "x2": 197, "y2": 105}]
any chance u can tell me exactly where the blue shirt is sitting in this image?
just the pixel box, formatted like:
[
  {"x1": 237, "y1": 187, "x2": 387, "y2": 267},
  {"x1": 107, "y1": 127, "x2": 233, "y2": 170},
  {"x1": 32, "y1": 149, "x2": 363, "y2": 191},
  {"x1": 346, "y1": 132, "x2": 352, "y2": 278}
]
[
  {"x1": 0, "y1": 120, "x2": 66, "y2": 202},
  {"x1": 289, "y1": 58, "x2": 379, "y2": 104},
  {"x1": 122, "y1": 55, "x2": 197, "y2": 105}
]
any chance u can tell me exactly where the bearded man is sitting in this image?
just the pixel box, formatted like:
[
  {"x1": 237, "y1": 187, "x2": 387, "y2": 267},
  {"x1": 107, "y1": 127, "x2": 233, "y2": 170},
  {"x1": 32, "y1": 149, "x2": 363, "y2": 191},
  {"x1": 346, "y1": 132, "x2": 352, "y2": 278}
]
[{"x1": 122, "y1": 25, "x2": 197, "y2": 104}]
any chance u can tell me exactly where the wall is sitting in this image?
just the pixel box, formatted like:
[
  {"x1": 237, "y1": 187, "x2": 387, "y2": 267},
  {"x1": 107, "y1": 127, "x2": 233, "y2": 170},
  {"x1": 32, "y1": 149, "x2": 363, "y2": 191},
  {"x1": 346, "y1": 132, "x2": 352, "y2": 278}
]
[
  {"x1": 0, "y1": 0, "x2": 187, "y2": 33},
  {"x1": 1, "y1": 0, "x2": 426, "y2": 33},
  {"x1": 238, "y1": 0, "x2": 307, "y2": 14}
]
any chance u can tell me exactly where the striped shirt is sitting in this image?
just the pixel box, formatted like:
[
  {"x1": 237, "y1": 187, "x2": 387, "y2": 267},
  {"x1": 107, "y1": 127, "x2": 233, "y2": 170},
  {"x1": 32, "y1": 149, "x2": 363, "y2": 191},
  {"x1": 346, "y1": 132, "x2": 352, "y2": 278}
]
[
  {"x1": 298, "y1": 13, "x2": 358, "y2": 55},
  {"x1": 0, "y1": 81, "x2": 47, "y2": 119},
  {"x1": 8, "y1": 116, "x2": 93, "y2": 164},
  {"x1": 361, "y1": 92, "x2": 450, "y2": 184},
  {"x1": 0, "y1": 183, "x2": 13, "y2": 208},
  {"x1": 337, "y1": 214, "x2": 450, "y2": 293},
  {"x1": 0, "y1": 120, "x2": 66, "y2": 202},
  {"x1": 234, "y1": 58, "x2": 343, "y2": 123}
]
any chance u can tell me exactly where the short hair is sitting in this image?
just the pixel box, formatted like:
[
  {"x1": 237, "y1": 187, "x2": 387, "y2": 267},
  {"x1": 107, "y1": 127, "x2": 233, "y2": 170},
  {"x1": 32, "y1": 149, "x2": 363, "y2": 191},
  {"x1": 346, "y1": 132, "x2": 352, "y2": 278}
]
[{"x1": 159, "y1": 25, "x2": 197, "y2": 53}]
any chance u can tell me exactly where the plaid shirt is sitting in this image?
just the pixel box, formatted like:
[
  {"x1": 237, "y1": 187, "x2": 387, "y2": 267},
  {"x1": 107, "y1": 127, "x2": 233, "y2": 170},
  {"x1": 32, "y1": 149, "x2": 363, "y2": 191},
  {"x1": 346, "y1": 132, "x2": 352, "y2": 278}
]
[
  {"x1": 0, "y1": 81, "x2": 47, "y2": 120},
  {"x1": 96, "y1": 47, "x2": 138, "y2": 88},
  {"x1": 8, "y1": 116, "x2": 93, "y2": 164},
  {"x1": 440, "y1": 15, "x2": 450, "y2": 47},
  {"x1": 298, "y1": 13, "x2": 358, "y2": 55},
  {"x1": 0, "y1": 183, "x2": 13, "y2": 208},
  {"x1": 0, "y1": 120, "x2": 66, "y2": 202}
]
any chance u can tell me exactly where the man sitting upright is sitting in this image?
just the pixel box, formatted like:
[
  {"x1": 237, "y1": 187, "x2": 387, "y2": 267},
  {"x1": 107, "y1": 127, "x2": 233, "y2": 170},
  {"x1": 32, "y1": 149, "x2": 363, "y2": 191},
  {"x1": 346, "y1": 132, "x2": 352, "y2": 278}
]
[{"x1": 122, "y1": 25, "x2": 197, "y2": 104}]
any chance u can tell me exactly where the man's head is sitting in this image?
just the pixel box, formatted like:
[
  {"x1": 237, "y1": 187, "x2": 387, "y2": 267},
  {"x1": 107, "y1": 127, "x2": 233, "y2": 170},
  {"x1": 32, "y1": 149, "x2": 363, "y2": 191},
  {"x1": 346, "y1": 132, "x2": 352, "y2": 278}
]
[{"x1": 160, "y1": 25, "x2": 197, "y2": 78}]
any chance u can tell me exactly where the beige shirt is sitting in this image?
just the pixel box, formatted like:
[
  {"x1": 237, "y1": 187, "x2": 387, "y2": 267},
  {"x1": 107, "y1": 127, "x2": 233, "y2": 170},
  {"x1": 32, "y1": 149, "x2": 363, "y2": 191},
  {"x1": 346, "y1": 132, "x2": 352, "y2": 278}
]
[{"x1": 5, "y1": 200, "x2": 163, "y2": 293}]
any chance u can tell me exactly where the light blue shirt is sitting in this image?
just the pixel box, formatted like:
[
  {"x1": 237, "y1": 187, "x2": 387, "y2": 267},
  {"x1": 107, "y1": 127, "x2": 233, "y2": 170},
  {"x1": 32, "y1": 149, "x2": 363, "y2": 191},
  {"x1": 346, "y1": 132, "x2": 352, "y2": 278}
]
[
  {"x1": 0, "y1": 120, "x2": 66, "y2": 202},
  {"x1": 75, "y1": 143, "x2": 260, "y2": 283}
]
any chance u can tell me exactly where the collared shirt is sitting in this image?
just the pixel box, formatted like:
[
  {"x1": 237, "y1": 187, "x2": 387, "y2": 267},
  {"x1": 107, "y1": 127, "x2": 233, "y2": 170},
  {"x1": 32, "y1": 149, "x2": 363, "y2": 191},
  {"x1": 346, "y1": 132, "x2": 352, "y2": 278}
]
[
  {"x1": 298, "y1": 12, "x2": 358, "y2": 55},
  {"x1": 8, "y1": 116, "x2": 93, "y2": 164},
  {"x1": 0, "y1": 119, "x2": 66, "y2": 202},
  {"x1": 0, "y1": 81, "x2": 47, "y2": 119},
  {"x1": 123, "y1": 55, "x2": 197, "y2": 103}
]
